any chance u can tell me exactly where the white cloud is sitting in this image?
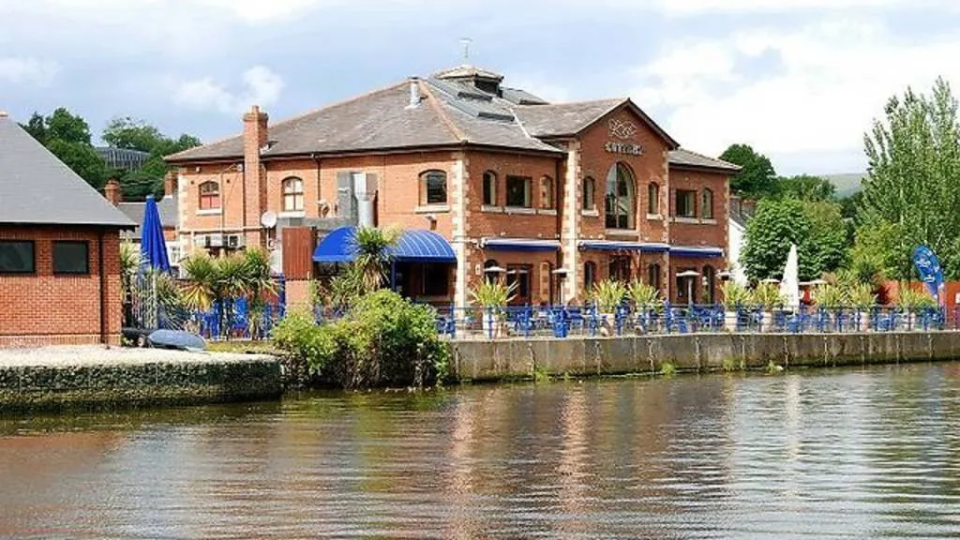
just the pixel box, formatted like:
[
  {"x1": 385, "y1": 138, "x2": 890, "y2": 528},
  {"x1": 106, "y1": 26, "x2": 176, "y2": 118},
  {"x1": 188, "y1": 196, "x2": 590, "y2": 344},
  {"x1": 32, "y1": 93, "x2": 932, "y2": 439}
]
[
  {"x1": 0, "y1": 57, "x2": 59, "y2": 86},
  {"x1": 174, "y1": 66, "x2": 285, "y2": 115},
  {"x1": 655, "y1": 0, "x2": 951, "y2": 15},
  {"x1": 633, "y1": 19, "x2": 960, "y2": 172}
]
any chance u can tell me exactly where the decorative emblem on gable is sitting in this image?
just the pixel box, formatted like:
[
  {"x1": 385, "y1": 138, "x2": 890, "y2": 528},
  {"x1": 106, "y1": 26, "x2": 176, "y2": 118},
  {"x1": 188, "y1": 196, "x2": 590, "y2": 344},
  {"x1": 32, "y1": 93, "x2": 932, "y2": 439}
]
[{"x1": 609, "y1": 118, "x2": 638, "y2": 140}]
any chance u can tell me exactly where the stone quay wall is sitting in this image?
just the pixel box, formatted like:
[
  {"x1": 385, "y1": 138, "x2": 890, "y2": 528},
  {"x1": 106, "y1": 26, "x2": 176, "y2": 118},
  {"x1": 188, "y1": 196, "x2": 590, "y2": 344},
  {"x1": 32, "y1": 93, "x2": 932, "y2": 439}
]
[
  {"x1": 0, "y1": 354, "x2": 282, "y2": 413},
  {"x1": 448, "y1": 332, "x2": 960, "y2": 381}
]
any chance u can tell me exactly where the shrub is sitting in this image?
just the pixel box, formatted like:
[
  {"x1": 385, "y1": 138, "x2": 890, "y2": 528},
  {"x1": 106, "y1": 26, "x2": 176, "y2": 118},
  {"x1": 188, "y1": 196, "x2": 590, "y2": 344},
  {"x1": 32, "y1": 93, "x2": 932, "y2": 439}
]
[
  {"x1": 628, "y1": 281, "x2": 661, "y2": 311},
  {"x1": 273, "y1": 291, "x2": 448, "y2": 389},
  {"x1": 751, "y1": 282, "x2": 785, "y2": 308},
  {"x1": 592, "y1": 280, "x2": 627, "y2": 312},
  {"x1": 846, "y1": 283, "x2": 877, "y2": 309},
  {"x1": 813, "y1": 284, "x2": 847, "y2": 309},
  {"x1": 720, "y1": 282, "x2": 751, "y2": 309},
  {"x1": 898, "y1": 286, "x2": 938, "y2": 311},
  {"x1": 470, "y1": 280, "x2": 517, "y2": 311}
]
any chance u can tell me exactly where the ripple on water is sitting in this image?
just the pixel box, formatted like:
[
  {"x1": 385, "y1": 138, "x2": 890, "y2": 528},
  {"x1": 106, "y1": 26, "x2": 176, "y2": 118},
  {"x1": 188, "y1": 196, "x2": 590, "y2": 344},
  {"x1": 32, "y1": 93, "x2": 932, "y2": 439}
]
[{"x1": 0, "y1": 364, "x2": 959, "y2": 538}]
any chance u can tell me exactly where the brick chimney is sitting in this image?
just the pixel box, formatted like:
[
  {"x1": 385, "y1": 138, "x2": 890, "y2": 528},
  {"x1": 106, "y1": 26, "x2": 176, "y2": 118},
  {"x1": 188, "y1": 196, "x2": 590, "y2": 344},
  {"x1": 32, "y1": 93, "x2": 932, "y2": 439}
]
[
  {"x1": 104, "y1": 179, "x2": 122, "y2": 205},
  {"x1": 243, "y1": 105, "x2": 269, "y2": 242},
  {"x1": 163, "y1": 171, "x2": 178, "y2": 199}
]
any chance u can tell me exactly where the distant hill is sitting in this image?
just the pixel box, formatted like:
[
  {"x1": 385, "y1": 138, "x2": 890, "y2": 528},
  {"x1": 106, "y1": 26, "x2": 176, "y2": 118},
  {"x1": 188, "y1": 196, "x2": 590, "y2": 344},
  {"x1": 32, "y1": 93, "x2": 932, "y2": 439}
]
[{"x1": 824, "y1": 173, "x2": 865, "y2": 198}]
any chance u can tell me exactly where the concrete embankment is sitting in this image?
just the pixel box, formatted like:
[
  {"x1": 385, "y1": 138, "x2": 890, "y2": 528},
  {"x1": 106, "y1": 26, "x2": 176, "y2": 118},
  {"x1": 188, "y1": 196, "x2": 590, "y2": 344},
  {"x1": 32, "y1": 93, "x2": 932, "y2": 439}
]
[
  {"x1": 0, "y1": 346, "x2": 282, "y2": 412},
  {"x1": 448, "y1": 332, "x2": 960, "y2": 381}
]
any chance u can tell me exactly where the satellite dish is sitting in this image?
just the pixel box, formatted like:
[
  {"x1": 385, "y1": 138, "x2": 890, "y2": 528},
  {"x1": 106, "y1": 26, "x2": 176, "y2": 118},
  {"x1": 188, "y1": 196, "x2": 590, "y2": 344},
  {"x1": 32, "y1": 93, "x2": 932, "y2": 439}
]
[{"x1": 260, "y1": 211, "x2": 278, "y2": 229}]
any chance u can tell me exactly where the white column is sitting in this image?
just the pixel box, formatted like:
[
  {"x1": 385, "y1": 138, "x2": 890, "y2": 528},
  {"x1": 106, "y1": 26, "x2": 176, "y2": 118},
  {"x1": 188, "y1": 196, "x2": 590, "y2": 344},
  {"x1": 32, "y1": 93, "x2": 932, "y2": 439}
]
[
  {"x1": 451, "y1": 153, "x2": 470, "y2": 309},
  {"x1": 561, "y1": 142, "x2": 581, "y2": 304}
]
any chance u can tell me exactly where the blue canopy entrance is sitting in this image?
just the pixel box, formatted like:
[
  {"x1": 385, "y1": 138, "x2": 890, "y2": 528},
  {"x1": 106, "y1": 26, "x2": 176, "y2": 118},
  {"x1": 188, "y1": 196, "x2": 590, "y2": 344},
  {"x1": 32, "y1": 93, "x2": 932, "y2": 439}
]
[{"x1": 312, "y1": 226, "x2": 457, "y2": 264}]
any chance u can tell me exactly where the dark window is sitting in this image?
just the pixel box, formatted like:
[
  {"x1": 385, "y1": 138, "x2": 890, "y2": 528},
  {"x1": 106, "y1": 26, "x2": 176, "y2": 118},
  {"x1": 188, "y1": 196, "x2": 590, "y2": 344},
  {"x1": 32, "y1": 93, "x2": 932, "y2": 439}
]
[
  {"x1": 605, "y1": 163, "x2": 635, "y2": 229},
  {"x1": 484, "y1": 259, "x2": 501, "y2": 284},
  {"x1": 648, "y1": 263, "x2": 661, "y2": 290},
  {"x1": 648, "y1": 183, "x2": 660, "y2": 215},
  {"x1": 506, "y1": 265, "x2": 530, "y2": 304},
  {"x1": 199, "y1": 181, "x2": 220, "y2": 210},
  {"x1": 422, "y1": 264, "x2": 449, "y2": 296},
  {"x1": 482, "y1": 171, "x2": 497, "y2": 206},
  {"x1": 676, "y1": 268, "x2": 698, "y2": 304},
  {"x1": 421, "y1": 170, "x2": 447, "y2": 205},
  {"x1": 0, "y1": 241, "x2": 35, "y2": 273},
  {"x1": 702, "y1": 265, "x2": 716, "y2": 304},
  {"x1": 584, "y1": 261, "x2": 597, "y2": 291},
  {"x1": 53, "y1": 241, "x2": 90, "y2": 274},
  {"x1": 582, "y1": 177, "x2": 596, "y2": 210},
  {"x1": 610, "y1": 256, "x2": 631, "y2": 283},
  {"x1": 676, "y1": 190, "x2": 697, "y2": 218},
  {"x1": 701, "y1": 189, "x2": 714, "y2": 219},
  {"x1": 506, "y1": 176, "x2": 532, "y2": 208}
]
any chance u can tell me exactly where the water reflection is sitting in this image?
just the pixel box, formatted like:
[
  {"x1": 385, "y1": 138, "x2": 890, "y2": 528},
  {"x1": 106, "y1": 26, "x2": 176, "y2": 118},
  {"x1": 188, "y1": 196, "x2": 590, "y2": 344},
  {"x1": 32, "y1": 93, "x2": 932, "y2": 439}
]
[{"x1": 1, "y1": 364, "x2": 959, "y2": 538}]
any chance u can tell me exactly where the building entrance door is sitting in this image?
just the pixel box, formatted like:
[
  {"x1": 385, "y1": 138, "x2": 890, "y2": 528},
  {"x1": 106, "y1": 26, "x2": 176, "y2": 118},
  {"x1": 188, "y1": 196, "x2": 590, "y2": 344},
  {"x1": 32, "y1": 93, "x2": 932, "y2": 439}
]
[{"x1": 506, "y1": 265, "x2": 531, "y2": 306}]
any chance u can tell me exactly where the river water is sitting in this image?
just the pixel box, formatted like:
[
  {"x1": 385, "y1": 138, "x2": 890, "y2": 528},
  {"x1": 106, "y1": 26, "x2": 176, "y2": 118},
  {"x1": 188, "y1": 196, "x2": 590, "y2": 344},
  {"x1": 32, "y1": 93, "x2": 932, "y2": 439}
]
[{"x1": 2, "y1": 363, "x2": 960, "y2": 539}]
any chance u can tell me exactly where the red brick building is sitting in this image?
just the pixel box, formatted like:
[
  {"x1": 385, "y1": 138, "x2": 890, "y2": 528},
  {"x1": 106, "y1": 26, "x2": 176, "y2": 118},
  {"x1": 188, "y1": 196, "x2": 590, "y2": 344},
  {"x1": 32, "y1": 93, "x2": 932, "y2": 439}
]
[
  {"x1": 0, "y1": 113, "x2": 133, "y2": 347},
  {"x1": 167, "y1": 65, "x2": 738, "y2": 307},
  {"x1": 104, "y1": 174, "x2": 181, "y2": 271}
]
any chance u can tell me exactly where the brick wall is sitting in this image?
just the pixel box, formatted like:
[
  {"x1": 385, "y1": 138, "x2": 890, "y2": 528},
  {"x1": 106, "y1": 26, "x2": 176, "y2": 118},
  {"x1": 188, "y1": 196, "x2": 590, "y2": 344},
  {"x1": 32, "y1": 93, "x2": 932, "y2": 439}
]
[
  {"x1": 0, "y1": 226, "x2": 123, "y2": 347},
  {"x1": 667, "y1": 168, "x2": 729, "y2": 250}
]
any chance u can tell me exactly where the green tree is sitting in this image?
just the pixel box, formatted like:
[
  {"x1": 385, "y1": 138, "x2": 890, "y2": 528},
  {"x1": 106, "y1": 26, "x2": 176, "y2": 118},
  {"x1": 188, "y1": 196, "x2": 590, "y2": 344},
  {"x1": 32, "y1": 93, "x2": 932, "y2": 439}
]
[
  {"x1": 860, "y1": 77, "x2": 960, "y2": 279},
  {"x1": 45, "y1": 107, "x2": 93, "y2": 144},
  {"x1": 742, "y1": 198, "x2": 847, "y2": 282},
  {"x1": 778, "y1": 174, "x2": 836, "y2": 202},
  {"x1": 102, "y1": 117, "x2": 201, "y2": 200},
  {"x1": 720, "y1": 143, "x2": 778, "y2": 198},
  {"x1": 18, "y1": 112, "x2": 47, "y2": 144},
  {"x1": 46, "y1": 138, "x2": 107, "y2": 189},
  {"x1": 352, "y1": 226, "x2": 402, "y2": 290}
]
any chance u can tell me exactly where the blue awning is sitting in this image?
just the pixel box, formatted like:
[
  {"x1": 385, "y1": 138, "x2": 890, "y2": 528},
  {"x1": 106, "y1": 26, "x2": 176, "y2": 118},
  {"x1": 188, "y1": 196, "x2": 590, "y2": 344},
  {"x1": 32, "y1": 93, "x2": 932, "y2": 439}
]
[
  {"x1": 579, "y1": 240, "x2": 670, "y2": 253},
  {"x1": 482, "y1": 238, "x2": 561, "y2": 252},
  {"x1": 313, "y1": 226, "x2": 456, "y2": 264},
  {"x1": 670, "y1": 246, "x2": 724, "y2": 258}
]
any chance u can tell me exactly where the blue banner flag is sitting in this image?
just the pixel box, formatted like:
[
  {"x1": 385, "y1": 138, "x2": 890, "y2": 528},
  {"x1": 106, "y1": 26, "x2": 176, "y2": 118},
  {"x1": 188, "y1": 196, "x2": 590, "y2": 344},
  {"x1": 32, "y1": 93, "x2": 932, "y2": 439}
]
[{"x1": 913, "y1": 246, "x2": 944, "y2": 302}]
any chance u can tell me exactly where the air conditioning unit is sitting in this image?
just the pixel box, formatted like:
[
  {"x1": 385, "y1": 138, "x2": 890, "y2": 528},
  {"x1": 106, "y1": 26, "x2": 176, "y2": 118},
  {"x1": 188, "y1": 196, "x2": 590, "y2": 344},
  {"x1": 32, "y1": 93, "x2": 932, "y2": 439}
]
[{"x1": 227, "y1": 234, "x2": 244, "y2": 249}]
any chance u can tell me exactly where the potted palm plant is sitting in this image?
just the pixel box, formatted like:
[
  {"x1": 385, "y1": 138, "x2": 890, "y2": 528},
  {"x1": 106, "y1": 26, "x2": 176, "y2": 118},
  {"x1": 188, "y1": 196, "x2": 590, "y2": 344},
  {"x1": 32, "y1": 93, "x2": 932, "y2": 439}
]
[
  {"x1": 846, "y1": 283, "x2": 876, "y2": 332},
  {"x1": 897, "y1": 286, "x2": 937, "y2": 330},
  {"x1": 752, "y1": 282, "x2": 785, "y2": 331},
  {"x1": 720, "y1": 281, "x2": 750, "y2": 332},
  {"x1": 593, "y1": 280, "x2": 628, "y2": 335},
  {"x1": 470, "y1": 280, "x2": 517, "y2": 338},
  {"x1": 628, "y1": 281, "x2": 661, "y2": 333}
]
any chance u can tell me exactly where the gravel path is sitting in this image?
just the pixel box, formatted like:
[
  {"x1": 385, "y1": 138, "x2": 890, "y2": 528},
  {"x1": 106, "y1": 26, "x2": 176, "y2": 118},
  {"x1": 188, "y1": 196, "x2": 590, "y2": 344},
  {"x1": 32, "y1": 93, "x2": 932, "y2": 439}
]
[{"x1": 0, "y1": 346, "x2": 274, "y2": 368}]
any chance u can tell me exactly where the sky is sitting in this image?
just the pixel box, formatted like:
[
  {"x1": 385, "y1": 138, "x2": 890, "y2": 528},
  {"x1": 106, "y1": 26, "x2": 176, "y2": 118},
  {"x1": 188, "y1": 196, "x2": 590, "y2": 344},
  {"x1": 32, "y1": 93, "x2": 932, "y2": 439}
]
[{"x1": 1, "y1": 0, "x2": 958, "y2": 176}]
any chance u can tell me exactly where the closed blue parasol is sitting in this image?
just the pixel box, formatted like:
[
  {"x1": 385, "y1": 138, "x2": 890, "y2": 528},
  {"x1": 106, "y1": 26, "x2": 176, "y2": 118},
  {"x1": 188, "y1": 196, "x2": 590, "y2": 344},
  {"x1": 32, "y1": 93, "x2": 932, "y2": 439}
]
[{"x1": 140, "y1": 195, "x2": 171, "y2": 272}]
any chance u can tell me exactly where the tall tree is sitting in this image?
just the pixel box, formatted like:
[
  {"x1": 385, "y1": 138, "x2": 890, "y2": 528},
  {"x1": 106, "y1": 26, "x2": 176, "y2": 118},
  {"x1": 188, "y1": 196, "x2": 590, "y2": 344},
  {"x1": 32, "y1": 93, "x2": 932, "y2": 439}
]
[
  {"x1": 860, "y1": 77, "x2": 960, "y2": 279},
  {"x1": 19, "y1": 108, "x2": 105, "y2": 188},
  {"x1": 101, "y1": 117, "x2": 201, "y2": 200},
  {"x1": 778, "y1": 174, "x2": 836, "y2": 202},
  {"x1": 742, "y1": 198, "x2": 847, "y2": 282},
  {"x1": 18, "y1": 112, "x2": 47, "y2": 144},
  {"x1": 720, "y1": 143, "x2": 778, "y2": 198}
]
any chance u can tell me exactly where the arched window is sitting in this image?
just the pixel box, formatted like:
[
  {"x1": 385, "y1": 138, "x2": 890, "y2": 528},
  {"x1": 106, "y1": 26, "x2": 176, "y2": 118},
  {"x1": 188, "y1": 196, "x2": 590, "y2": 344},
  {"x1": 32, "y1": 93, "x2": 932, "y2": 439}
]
[
  {"x1": 582, "y1": 177, "x2": 596, "y2": 210},
  {"x1": 482, "y1": 171, "x2": 497, "y2": 206},
  {"x1": 701, "y1": 188, "x2": 714, "y2": 220},
  {"x1": 484, "y1": 259, "x2": 501, "y2": 284},
  {"x1": 647, "y1": 263, "x2": 661, "y2": 291},
  {"x1": 540, "y1": 176, "x2": 555, "y2": 209},
  {"x1": 648, "y1": 182, "x2": 660, "y2": 215},
  {"x1": 198, "y1": 181, "x2": 220, "y2": 210},
  {"x1": 702, "y1": 265, "x2": 717, "y2": 304},
  {"x1": 282, "y1": 177, "x2": 304, "y2": 212},
  {"x1": 420, "y1": 170, "x2": 447, "y2": 205},
  {"x1": 584, "y1": 261, "x2": 598, "y2": 292},
  {"x1": 605, "y1": 162, "x2": 635, "y2": 229}
]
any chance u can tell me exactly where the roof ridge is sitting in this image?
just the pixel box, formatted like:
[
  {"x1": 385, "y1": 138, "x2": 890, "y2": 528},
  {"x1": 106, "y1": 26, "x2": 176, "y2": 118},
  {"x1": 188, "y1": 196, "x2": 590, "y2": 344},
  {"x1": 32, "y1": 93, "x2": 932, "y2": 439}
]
[
  {"x1": 514, "y1": 96, "x2": 626, "y2": 109},
  {"x1": 419, "y1": 79, "x2": 466, "y2": 142},
  {"x1": 673, "y1": 147, "x2": 739, "y2": 168},
  {"x1": 166, "y1": 81, "x2": 410, "y2": 161}
]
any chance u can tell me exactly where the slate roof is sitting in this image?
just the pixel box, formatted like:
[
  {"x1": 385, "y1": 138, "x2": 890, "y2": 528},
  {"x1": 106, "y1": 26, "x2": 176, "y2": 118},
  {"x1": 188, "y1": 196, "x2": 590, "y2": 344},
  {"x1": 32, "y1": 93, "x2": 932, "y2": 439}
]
[
  {"x1": 668, "y1": 149, "x2": 741, "y2": 172},
  {"x1": 117, "y1": 196, "x2": 178, "y2": 239},
  {"x1": 167, "y1": 65, "x2": 720, "y2": 164},
  {"x1": 0, "y1": 115, "x2": 134, "y2": 227}
]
